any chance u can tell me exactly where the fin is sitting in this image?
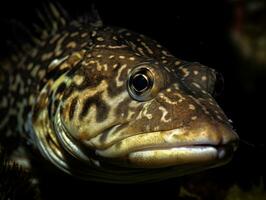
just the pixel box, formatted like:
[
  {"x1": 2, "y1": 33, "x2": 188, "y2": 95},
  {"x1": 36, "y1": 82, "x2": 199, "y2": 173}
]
[
  {"x1": 2, "y1": 2, "x2": 70, "y2": 61},
  {"x1": 2, "y1": 2, "x2": 102, "y2": 62},
  {"x1": 78, "y1": 4, "x2": 103, "y2": 27},
  {"x1": 35, "y1": 1, "x2": 70, "y2": 36},
  {"x1": 8, "y1": 2, "x2": 70, "y2": 45},
  {"x1": 1, "y1": 19, "x2": 37, "y2": 61},
  {"x1": 0, "y1": 146, "x2": 40, "y2": 200},
  {"x1": 9, "y1": 19, "x2": 42, "y2": 46},
  {"x1": 5, "y1": 40, "x2": 24, "y2": 62}
]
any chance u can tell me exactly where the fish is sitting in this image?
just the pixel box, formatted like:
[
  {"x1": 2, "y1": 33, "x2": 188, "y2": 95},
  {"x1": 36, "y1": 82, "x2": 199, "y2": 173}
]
[{"x1": 0, "y1": 3, "x2": 238, "y2": 183}]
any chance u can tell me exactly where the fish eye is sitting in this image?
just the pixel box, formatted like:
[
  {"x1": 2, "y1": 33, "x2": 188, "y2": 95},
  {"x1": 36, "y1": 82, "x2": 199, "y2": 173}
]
[
  {"x1": 128, "y1": 67, "x2": 154, "y2": 101},
  {"x1": 131, "y1": 72, "x2": 151, "y2": 92}
]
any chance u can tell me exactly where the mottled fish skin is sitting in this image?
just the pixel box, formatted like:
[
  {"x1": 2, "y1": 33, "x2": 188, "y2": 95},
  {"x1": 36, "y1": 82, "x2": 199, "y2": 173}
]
[{"x1": 0, "y1": 4, "x2": 238, "y2": 183}]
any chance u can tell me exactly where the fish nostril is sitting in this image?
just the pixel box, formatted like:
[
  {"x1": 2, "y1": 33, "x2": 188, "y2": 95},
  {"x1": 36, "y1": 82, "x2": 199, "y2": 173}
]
[
  {"x1": 223, "y1": 136, "x2": 239, "y2": 151},
  {"x1": 216, "y1": 139, "x2": 238, "y2": 160},
  {"x1": 229, "y1": 139, "x2": 239, "y2": 152},
  {"x1": 216, "y1": 122, "x2": 239, "y2": 145},
  {"x1": 220, "y1": 137, "x2": 239, "y2": 152}
]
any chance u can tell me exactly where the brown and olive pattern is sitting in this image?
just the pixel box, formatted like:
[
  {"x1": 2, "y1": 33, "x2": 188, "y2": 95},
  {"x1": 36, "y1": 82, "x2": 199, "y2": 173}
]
[{"x1": 0, "y1": 3, "x2": 238, "y2": 183}]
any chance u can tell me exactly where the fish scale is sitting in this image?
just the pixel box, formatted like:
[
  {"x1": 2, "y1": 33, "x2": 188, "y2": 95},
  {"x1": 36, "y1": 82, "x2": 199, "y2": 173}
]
[{"x1": 0, "y1": 3, "x2": 238, "y2": 183}]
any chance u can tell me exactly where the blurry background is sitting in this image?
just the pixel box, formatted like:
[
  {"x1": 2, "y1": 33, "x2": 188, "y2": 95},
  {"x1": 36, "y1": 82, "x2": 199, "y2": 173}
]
[{"x1": 0, "y1": 0, "x2": 265, "y2": 199}]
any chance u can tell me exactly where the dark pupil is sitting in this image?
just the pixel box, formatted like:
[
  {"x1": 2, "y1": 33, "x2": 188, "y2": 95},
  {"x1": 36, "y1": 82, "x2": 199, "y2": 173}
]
[{"x1": 132, "y1": 73, "x2": 149, "y2": 92}]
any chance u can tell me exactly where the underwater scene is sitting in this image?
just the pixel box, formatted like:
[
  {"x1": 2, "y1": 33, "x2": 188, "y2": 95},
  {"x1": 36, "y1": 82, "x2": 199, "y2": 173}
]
[{"x1": 0, "y1": 0, "x2": 265, "y2": 199}]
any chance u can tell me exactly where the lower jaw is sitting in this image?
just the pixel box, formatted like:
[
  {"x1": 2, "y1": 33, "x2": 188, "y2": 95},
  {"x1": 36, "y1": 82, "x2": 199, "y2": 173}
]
[
  {"x1": 100, "y1": 146, "x2": 233, "y2": 169},
  {"x1": 128, "y1": 146, "x2": 218, "y2": 168}
]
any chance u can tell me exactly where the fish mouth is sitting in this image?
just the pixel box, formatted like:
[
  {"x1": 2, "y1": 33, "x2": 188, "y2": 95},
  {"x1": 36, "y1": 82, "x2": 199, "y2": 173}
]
[
  {"x1": 126, "y1": 142, "x2": 237, "y2": 168},
  {"x1": 95, "y1": 122, "x2": 239, "y2": 168}
]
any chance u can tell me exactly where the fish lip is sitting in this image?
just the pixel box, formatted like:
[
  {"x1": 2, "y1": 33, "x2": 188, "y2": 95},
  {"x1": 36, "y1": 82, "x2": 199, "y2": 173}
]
[
  {"x1": 187, "y1": 140, "x2": 238, "y2": 150},
  {"x1": 126, "y1": 140, "x2": 239, "y2": 168},
  {"x1": 129, "y1": 141, "x2": 238, "y2": 155},
  {"x1": 126, "y1": 141, "x2": 238, "y2": 168}
]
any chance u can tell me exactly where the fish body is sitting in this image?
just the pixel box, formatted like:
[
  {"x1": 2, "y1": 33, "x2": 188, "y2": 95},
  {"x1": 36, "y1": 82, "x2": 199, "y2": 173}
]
[{"x1": 0, "y1": 4, "x2": 238, "y2": 183}]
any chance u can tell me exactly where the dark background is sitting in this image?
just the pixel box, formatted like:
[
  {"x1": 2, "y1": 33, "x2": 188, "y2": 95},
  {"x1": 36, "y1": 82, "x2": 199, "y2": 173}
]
[{"x1": 0, "y1": 0, "x2": 265, "y2": 199}]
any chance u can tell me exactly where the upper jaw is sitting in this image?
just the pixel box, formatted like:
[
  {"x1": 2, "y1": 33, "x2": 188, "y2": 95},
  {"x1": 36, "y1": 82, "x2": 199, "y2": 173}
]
[{"x1": 95, "y1": 121, "x2": 238, "y2": 168}]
